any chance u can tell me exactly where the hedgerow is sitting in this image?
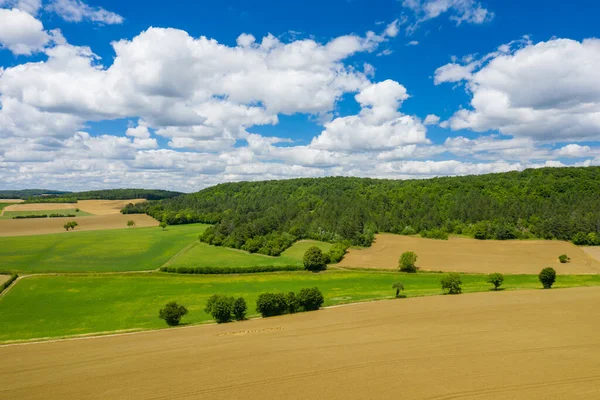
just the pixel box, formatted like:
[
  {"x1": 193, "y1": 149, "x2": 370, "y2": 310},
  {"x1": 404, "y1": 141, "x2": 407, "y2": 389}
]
[{"x1": 160, "y1": 265, "x2": 303, "y2": 274}]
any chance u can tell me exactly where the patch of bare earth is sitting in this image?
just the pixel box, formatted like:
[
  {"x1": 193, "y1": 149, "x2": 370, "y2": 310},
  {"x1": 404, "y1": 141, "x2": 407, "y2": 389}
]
[
  {"x1": 1, "y1": 287, "x2": 600, "y2": 399},
  {"x1": 0, "y1": 214, "x2": 158, "y2": 237},
  {"x1": 0, "y1": 275, "x2": 10, "y2": 285},
  {"x1": 582, "y1": 247, "x2": 600, "y2": 263},
  {"x1": 0, "y1": 199, "x2": 24, "y2": 203},
  {"x1": 339, "y1": 233, "x2": 600, "y2": 274}
]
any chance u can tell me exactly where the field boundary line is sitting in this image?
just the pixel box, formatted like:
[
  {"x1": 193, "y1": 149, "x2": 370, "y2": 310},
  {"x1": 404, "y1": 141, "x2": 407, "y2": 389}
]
[{"x1": 158, "y1": 241, "x2": 199, "y2": 270}]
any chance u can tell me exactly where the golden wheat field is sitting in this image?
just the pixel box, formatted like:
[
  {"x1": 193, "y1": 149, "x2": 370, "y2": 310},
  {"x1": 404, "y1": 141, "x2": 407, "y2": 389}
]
[
  {"x1": 1, "y1": 287, "x2": 599, "y2": 399},
  {"x1": 338, "y1": 234, "x2": 600, "y2": 274},
  {"x1": 0, "y1": 214, "x2": 158, "y2": 237},
  {"x1": 3, "y1": 199, "x2": 146, "y2": 215}
]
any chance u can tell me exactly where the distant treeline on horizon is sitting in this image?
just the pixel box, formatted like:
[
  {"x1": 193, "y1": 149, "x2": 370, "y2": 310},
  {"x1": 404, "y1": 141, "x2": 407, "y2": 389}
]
[{"x1": 0, "y1": 188, "x2": 183, "y2": 201}]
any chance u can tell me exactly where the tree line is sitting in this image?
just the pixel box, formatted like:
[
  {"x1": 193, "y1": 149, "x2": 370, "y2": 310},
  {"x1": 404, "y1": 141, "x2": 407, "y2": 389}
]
[
  {"x1": 17, "y1": 188, "x2": 183, "y2": 203},
  {"x1": 121, "y1": 166, "x2": 600, "y2": 253}
]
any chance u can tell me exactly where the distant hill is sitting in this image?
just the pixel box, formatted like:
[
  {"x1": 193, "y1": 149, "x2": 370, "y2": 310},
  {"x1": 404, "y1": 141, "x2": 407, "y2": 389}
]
[
  {"x1": 122, "y1": 166, "x2": 600, "y2": 255},
  {"x1": 1, "y1": 188, "x2": 183, "y2": 201},
  {"x1": 0, "y1": 189, "x2": 70, "y2": 199}
]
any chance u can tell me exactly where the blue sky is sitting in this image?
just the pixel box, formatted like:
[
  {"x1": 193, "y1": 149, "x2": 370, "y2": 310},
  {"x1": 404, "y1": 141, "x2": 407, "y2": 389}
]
[{"x1": 0, "y1": 0, "x2": 599, "y2": 191}]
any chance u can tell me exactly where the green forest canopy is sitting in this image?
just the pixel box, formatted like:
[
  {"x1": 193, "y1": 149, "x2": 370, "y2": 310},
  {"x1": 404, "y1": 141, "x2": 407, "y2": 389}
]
[
  {"x1": 121, "y1": 166, "x2": 600, "y2": 254},
  {"x1": 8, "y1": 188, "x2": 184, "y2": 202}
]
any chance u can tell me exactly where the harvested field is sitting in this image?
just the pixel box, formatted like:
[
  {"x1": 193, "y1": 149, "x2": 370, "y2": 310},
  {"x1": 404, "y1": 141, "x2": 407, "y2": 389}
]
[
  {"x1": 4, "y1": 199, "x2": 145, "y2": 215},
  {"x1": 2, "y1": 287, "x2": 600, "y2": 399},
  {"x1": 583, "y1": 247, "x2": 600, "y2": 262},
  {"x1": 339, "y1": 233, "x2": 600, "y2": 274},
  {"x1": 0, "y1": 199, "x2": 24, "y2": 203},
  {"x1": 0, "y1": 275, "x2": 9, "y2": 285},
  {"x1": 0, "y1": 214, "x2": 158, "y2": 237}
]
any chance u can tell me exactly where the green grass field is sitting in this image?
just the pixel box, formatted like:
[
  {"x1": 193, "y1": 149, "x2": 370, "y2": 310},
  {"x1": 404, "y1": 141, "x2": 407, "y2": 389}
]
[
  {"x1": 0, "y1": 224, "x2": 210, "y2": 273},
  {"x1": 2, "y1": 271, "x2": 600, "y2": 342},
  {"x1": 0, "y1": 202, "x2": 13, "y2": 212},
  {"x1": 0, "y1": 209, "x2": 94, "y2": 220},
  {"x1": 168, "y1": 240, "x2": 332, "y2": 269}
]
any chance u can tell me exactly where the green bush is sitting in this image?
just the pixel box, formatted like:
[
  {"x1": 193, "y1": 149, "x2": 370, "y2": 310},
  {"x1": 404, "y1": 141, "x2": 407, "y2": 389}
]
[
  {"x1": 303, "y1": 246, "x2": 327, "y2": 272},
  {"x1": 539, "y1": 267, "x2": 556, "y2": 289},
  {"x1": 158, "y1": 301, "x2": 188, "y2": 326},
  {"x1": 285, "y1": 292, "x2": 300, "y2": 313},
  {"x1": 13, "y1": 214, "x2": 48, "y2": 219},
  {"x1": 420, "y1": 229, "x2": 449, "y2": 240},
  {"x1": 233, "y1": 297, "x2": 247, "y2": 321},
  {"x1": 487, "y1": 272, "x2": 504, "y2": 290},
  {"x1": 256, "y1": 292, "x2": 289, "y2": 317},
  {"x1": 204, "y1": 294, "x2": 234, "y2": 323},
  {"x1": 399, "y1": 251, "x2": 418, "y2": 273},
  {"x1": 297, "y1": 287, "x2": 324, "y2": 311},
  {"x1": 441, "y1": 273, "x2": 462, "y2": 294},
  {"x1": 325, "y1": 242, "x2": 350, "y2": 264},
  {"x1": 558, "y1": 254, "x2": 570, "y2": 263}
]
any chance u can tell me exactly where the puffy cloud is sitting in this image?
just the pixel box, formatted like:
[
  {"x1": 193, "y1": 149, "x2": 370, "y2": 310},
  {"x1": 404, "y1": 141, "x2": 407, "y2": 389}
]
[
  {"x1": 403, "y1": 0, "x2": 493, "y2": 32},
  {"x1": 0, "y1": 0, "x2": 42, "y2": 14},
  {"x1": 0, "y1": 7, "x2": 49, "y2": 55},
  {"x1": 437, "y1": 38, "x2": 600, "y2": 142},
  {"x1": 45, "y1": 0, "x2": 123, "y2": 24},
  {"x1": 310, "y1": 80, "x2": 428, "y2": 151},
  {"x1": 424, "y1": 114, "x2": 440, "y2": 125}
]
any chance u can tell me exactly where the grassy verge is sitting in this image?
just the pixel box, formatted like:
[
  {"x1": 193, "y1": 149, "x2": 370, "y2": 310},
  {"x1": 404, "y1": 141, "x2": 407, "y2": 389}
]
[
  {"x1": 1, "y1": 271, "x2": 599, "y2": 342},
  {"x1": 0, "y1": 224, "x2": 210, "y2": 273},
  {"x1": 167, "y1": 240, "x2": 332, "y2": 270}
]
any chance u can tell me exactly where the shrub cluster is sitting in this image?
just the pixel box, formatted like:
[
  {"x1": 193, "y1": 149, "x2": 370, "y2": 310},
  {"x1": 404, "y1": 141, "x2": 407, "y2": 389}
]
[
  {"x1": 205, "y1": 295, "x2": 247, "y2": 323},
  {"x1": 441, "y1": 273, "x2": 462, "y2": 294},
  {"x1": 539, "y1": 267, "x2": 556, "y2": 289},
  {"x1": 558, "y1": 254, "x2": 570, "y2": 263},
  {"x1": 160, "y1": 265, "x2": 303, "y2": 274},
  {"x1": 256, "y1": 287, "x2": 324, "y2": 317},
  {"x1": 158, "y1": 301, "x2": 188, "y2": 326},
  {"x1": 419, "y1": 229, "x2": 449, "y2": 240},
  {"x1": 399, "y1": 251, "x2": 419, "y2": 273},
  {"x1": 49, "y1": 213, "x2": 76, "y2": 218},
  {"x1": 572, "y1": 232, "x2": 600, "y2": 246},
  {"x1": 63, "y1": 221, "x2": 78, "y2": 231},
  {"x1": 13, "y1": 214, "x2": 48, "y2": 219},
  {"x1": 324, "y1": 242, "x2": 350, "y2": 264},
  {"x1": 303, "y1": 246, "x2": 327, "y2": 272},
  {"x1": 0, "y1": 273, "x2": 18, "y2": 294}
]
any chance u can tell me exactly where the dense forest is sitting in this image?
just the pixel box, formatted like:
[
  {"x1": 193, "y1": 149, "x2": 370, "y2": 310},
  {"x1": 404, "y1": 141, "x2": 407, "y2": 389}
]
[
  {"x1": 18, "y1": 189, "x2": 183, "y2": 202},
  {"x1": 121, "y1": 167, "x2": 600, "y2": 254}
]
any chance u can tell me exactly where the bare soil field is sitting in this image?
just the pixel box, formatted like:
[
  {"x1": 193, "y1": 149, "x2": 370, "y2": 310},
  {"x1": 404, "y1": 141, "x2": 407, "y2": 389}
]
[
  {"x1": 4, "y1": 199, "x2": 145, "y2": 215},
  {"x1": 0, "y1": 199, "x2": 24, "y2": 203},
  {"x1": 1, "y1": 287, "x2": 599, "y2": 399},
  {"x1": 582, "y1": 247, "x2": 600, "y2": 262},
  {"x1": 339, "y1": 234, "x2": 600, "y2": 274},
  {"x1": 0, "y1": 214, "x2": 158, "y2": 237},
  {"x1": 0, "y1": 275, "x2": 10, "y2": 285}
]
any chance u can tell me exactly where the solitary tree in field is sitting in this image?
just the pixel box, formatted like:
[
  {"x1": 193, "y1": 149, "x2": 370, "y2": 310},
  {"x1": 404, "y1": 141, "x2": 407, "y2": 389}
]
[
  {"x1": 159, "y1": 221, "x2": 167, "y2": 231},
  {"x1": 127, "y1": 220, "x2": 136, "y2": 228},
  {"x1": 392, "y1": 282, "x2": 406, "y2": 298},
  {"x1": 487, "y1": 272, "x2": 504, "y2": 290},
  {"x1": 441, "y1": 273, "x2": 462, "y2": 294},
  {"x1": 399, "y1": 251, "x2": 418, "y2": 273},
  {"x1": 63, "y1": 221, "x2": 78, "y2": 231},
  {"x1": 159, "y1": 301, "x2": 188, "y2": 326},
  {"x1": 63, "y1": 223, "x2": 70, "y2": 231},
  {"x1": 303, "y1": 247, "x2": 327, "y2": 272},
  {"x1": 539, "y1": 267, "x2": 556, "y2": 289}
]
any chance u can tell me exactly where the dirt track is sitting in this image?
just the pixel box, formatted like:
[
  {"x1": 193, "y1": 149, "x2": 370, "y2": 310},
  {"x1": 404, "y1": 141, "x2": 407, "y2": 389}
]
[
  {"x1": 0, "y1": 214, "x2": 158, "y2": 237},
  {"x1": 1, "y1": 287, "x2": 600, "y2": 399},
  {"x1": 339, "y1": 234, "x2": 600, "y2": 274},
  {"x1": 4, "y1": 199, "x2": 145, "y2": 215}
]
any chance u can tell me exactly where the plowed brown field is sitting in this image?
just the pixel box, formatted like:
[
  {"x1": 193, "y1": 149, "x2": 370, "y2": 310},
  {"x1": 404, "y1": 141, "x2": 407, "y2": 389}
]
[
  {"x1": 0, "y1": 214, "x2": 158, "y2": 237},
  {"x1": 1, "y1": 287, "x2": 600, "y2": 399},
  {"x1": 4, "y1": 199, "x2": 145, "y2": 215},
  {"x1": 339, "y1": 234, "x2": 600, "y2": 274}
]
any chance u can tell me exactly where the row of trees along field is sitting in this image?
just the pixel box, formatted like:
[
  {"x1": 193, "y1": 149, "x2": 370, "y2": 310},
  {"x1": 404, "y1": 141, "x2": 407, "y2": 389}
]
[
  {"x1": 20, "y1": 189, "x2": 183, "y2": 203},
  {"x1": 121, "y1": 166, "x2": 600, "y2": 255}
]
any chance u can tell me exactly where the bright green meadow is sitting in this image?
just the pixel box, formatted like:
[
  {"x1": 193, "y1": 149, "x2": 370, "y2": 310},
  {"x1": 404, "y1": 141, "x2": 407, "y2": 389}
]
[{"x1": 2, "y1": 271, "x2": 600, "y2": 342}]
